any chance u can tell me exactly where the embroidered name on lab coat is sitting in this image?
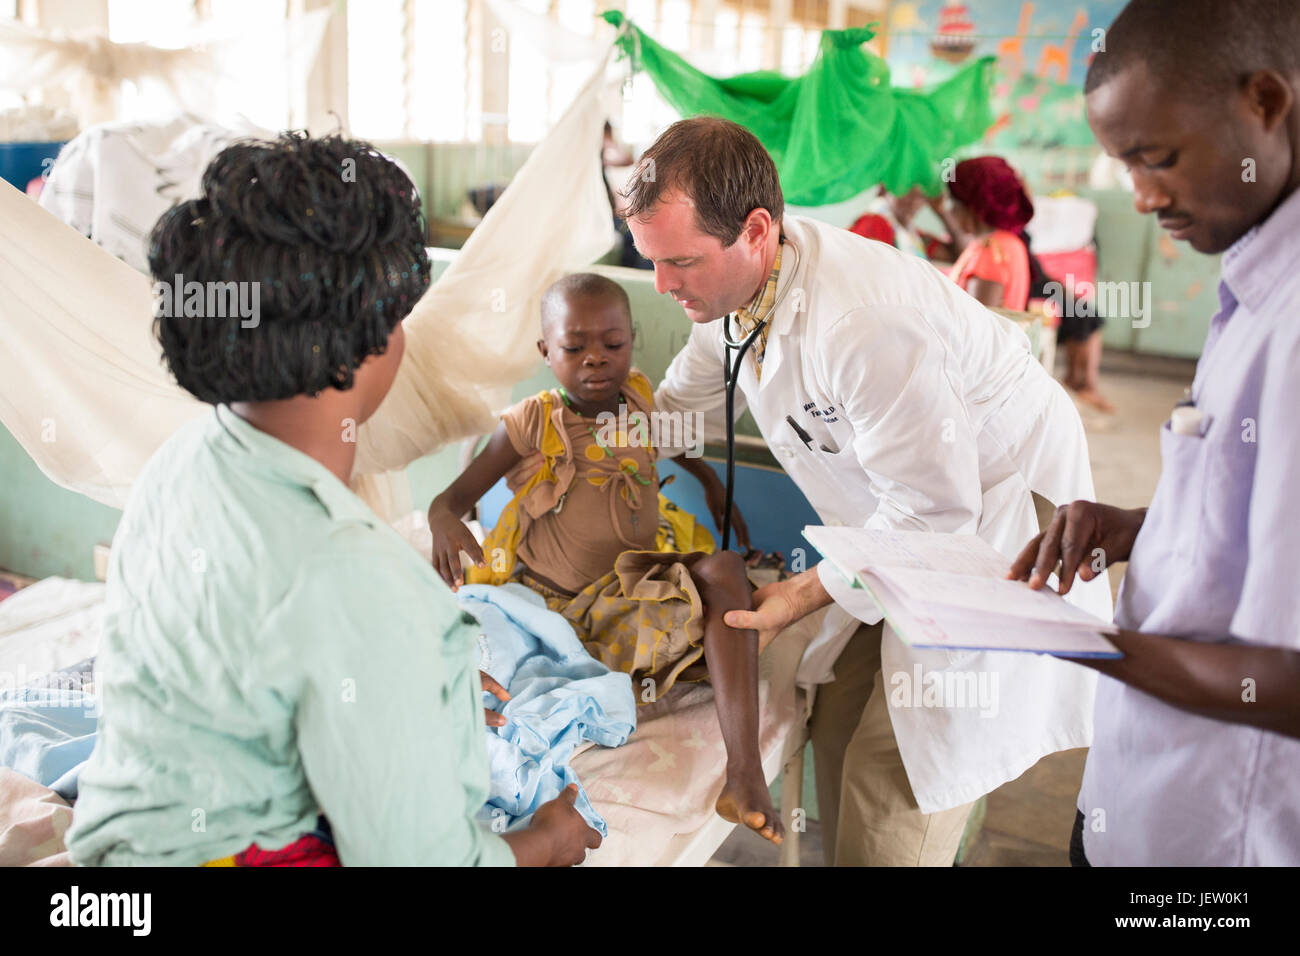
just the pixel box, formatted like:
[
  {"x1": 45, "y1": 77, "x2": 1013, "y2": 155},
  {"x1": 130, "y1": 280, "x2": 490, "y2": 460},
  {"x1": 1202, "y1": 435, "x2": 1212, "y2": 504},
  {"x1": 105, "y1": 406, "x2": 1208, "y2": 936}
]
[{"x1": 803, "y1": 400, "x2": 839, "y2": 425}]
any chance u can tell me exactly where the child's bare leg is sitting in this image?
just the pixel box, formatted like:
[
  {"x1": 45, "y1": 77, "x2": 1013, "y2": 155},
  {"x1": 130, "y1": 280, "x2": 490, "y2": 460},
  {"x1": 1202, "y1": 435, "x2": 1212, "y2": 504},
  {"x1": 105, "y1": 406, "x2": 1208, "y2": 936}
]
[{"x1": 692, "y1": 550, "x2": 783, "y2": 845}]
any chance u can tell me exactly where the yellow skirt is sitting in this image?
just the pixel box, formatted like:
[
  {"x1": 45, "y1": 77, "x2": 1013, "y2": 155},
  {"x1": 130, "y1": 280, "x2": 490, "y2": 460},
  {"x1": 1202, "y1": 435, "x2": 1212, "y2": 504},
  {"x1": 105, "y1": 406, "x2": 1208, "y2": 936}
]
[{"x1": 522, "y1": 550, "x2": 712, "y2": 702}]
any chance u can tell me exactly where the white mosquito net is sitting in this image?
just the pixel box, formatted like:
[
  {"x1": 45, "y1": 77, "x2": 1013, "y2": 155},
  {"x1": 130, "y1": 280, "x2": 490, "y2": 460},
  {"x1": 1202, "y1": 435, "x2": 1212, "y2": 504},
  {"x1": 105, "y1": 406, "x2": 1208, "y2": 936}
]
[{"x1": 0, "y1": 47, "x2": 618, "y2": 519}]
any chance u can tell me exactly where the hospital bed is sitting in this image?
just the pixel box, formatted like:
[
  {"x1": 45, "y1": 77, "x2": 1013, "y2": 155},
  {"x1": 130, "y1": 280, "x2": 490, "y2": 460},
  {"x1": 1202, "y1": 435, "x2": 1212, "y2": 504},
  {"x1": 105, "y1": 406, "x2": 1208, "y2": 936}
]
[{"x1": 408, "y1": 449, "x2": 845, "y2": 868}]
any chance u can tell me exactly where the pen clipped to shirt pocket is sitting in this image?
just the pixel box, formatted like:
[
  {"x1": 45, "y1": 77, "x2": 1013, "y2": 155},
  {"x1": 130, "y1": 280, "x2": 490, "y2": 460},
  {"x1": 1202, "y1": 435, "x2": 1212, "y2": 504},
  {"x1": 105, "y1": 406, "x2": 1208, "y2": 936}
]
[{"x1": 1157, "y1": 418, "x2": 1210, "y2": 557}]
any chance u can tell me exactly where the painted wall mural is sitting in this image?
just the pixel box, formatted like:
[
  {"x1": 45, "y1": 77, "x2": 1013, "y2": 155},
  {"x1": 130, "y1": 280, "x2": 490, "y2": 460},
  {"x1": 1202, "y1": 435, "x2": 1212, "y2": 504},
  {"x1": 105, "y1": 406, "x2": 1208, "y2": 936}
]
[{"x1": 885, "y1": 1, "x2": 1129, "y2": 150}]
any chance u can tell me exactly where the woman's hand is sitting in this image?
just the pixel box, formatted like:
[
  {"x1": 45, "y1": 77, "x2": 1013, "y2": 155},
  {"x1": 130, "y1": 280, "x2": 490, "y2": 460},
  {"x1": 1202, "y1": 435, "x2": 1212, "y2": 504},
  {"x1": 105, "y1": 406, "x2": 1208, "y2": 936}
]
[
  {"x1": 429, "y1": 507, "x2": 485, "y2": 590},
  {"x1": 509, "y1": 783, "x2": 603, "y2": 866},
  {"x1": 480, "y1": 671, "x2": 509, "y2": 728},
  {"x1": 916, "y1": 228, "x2": 955, "y2": 263},
  {"x1": 1007, "y1": 500, "x2": 1148, "y2": 595}
]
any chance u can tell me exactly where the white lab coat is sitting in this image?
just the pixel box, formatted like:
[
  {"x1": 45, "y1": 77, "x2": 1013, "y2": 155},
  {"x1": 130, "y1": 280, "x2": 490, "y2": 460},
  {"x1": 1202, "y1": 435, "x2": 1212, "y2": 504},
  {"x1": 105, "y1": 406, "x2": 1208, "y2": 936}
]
[{"x1": 655, "y1": 215, "x2": 1111, "y2": 814}]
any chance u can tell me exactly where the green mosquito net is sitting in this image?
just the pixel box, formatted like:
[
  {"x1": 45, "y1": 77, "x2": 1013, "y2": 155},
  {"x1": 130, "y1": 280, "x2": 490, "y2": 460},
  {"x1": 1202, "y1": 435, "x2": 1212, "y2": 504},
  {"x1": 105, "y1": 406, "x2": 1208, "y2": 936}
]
[{"x1": 602, "y1": 10, "x2": 995, "y2": 206}]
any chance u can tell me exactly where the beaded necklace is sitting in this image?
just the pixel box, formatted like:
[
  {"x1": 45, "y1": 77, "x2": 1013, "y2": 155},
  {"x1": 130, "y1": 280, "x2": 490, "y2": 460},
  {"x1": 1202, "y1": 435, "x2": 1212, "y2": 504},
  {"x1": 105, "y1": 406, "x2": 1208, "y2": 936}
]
[{"x1": 557, "y1": 386, "x2": 653, "y2": 487}]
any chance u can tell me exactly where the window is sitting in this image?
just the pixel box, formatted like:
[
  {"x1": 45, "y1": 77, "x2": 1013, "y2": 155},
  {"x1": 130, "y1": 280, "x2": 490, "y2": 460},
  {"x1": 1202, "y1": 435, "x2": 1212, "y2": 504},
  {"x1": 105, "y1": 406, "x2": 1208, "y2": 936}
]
[
  {"x1": 13, "y1": 0, "x2": 856, "y2": 146},
  {"x1": 505, "y1": 0, "x2": 550, "y2": 142},
  {"x1": 104, "y1": 0, "x2": 299, "y2": 131},
  {"x1": 503, "y1": 0, "x2": 603, "y2": 142},
  {"x1": 544, "y1": 0, "x2": 597, "y2": 130},
  {"x1": 107, "y1": 0, "x2": 195, "y2": 45},
  {"x1": 737, "y1": 10, "x2": 766, "y2": 72},
  {"x1": 208, "y1": 0, "x2": 294, "y2": 132},
  {"x1": 714, "y1": 9, "x2": 740, "y2": 67},
  {"x1": 658, "y1": 0, "x2": 691, "y2": 52},
  {"x1": 410, "y1": 0, "x2": 469, "y2": 142},
  {"x1": 0, "y1": 0, "x2": 19, "y2": 110},
  {"x1": 341, "y1": 0, "x2": 848, "y2": 146},
  {"x1": 347, "y1": 0, "x2": 407, "y2": 139}
]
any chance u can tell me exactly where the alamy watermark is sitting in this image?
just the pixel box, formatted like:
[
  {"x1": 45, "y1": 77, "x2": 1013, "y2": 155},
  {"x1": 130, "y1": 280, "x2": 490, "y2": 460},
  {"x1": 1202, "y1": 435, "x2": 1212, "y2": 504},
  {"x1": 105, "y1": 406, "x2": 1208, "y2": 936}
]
[
  {"x1": 594, "y1": 407, "x2": 706, "y2": 459},
  {"x1": 49, "y1": 886, "x2": 150, "y2": 936},
  {"x1": 1043, "y1": 274, "x2": 1151, "y2": 329},
  {"x1": 0, "y1": 666, "x2": 97, "y2": 716},
  {"x1": 152, "y1": 273, "x2": 261, "y2": 328},
  {"x1": 890, "y1": 662, "x2": 999, "y2": 718}
]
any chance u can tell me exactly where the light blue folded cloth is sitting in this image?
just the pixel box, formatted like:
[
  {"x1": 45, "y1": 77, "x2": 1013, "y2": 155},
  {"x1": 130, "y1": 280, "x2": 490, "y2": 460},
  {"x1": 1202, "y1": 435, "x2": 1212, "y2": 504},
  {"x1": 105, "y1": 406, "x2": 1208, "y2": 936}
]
[
  {"x1": 457, "y1": 583, "x2": 636, "y2": 837},
  {"x1": 0, "y1": 682, "x2": 99, "y2": 802}
]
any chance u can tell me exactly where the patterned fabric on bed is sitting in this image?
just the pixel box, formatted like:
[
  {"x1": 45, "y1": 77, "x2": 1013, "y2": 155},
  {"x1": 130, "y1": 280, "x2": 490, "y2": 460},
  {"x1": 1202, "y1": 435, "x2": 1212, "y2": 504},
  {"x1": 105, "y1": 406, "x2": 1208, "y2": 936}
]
[{"x1": 0, "y1": 768, "x2": 73, "y2": 866}]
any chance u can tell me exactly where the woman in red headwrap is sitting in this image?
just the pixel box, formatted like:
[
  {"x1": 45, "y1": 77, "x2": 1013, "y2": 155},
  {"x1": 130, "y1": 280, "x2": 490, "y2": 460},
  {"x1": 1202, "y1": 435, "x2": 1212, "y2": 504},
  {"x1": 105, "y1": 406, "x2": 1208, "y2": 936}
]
[
  {"x1": 932, "y1": 156, "x2": 1115, "y2": 412},
  {"x1": 938, "y1": 156, "x2": 1036, "y2": 310}
]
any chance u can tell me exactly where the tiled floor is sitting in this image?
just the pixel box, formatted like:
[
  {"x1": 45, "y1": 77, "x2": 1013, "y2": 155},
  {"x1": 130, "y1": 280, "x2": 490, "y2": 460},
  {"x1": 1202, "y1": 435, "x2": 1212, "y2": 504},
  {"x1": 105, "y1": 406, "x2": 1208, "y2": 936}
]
[{"x1": 710, "y1": 354, "x2": 1196, "y2": 866}]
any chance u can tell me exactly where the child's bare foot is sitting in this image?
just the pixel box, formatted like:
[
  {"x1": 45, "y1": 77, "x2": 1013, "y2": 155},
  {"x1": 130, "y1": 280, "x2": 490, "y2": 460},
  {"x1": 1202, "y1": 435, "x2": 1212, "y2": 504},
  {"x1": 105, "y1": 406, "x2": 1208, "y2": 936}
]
[{"x1": 716, "y1": 766, "x2": 784, "y2": 845}]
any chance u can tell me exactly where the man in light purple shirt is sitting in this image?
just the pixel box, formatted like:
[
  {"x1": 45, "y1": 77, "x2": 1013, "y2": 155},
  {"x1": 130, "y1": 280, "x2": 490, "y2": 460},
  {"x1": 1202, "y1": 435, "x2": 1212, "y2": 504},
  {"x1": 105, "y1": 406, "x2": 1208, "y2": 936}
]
[{"x1": 1008, "y1": 0, "x2": 1300, "y2": 865}]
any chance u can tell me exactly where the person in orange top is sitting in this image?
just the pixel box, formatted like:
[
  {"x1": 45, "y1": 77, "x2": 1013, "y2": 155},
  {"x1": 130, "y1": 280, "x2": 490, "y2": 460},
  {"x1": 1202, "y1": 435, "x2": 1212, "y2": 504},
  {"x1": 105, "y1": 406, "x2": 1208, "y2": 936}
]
[
  {"x1": 938, "y1": 156, "x2": 1036, "y2": 310},
  {"x1": 936, "y1": 157, "x2": 1115, "y2": 411}
]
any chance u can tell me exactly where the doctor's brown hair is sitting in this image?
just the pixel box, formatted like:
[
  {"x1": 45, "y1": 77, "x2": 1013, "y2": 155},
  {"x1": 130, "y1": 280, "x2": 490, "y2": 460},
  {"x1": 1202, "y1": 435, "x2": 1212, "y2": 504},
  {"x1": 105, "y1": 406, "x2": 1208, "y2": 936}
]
[{"x1": 622, "y1": 117, "x2": 784, "y2": 247}]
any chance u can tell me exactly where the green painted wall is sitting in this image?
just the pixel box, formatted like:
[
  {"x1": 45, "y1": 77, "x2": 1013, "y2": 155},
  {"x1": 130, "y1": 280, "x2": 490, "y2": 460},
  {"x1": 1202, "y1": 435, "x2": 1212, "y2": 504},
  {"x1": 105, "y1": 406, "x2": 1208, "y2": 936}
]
[
  {"x1": 379, "y1": 141, "x2": 536, "y2": 229},
  {"x1": 0, "y1": 424, "x2": 122, "y2": 580},
  {"x1": 1077, "y1": 186, "x2": 1222, "y2": 359}
]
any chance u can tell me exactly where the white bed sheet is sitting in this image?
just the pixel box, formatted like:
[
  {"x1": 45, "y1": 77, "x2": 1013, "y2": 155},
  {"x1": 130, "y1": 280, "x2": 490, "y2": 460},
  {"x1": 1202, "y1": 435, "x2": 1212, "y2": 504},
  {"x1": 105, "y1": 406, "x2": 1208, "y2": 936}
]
[{"x1": 0, "y1": 577, "x2": 105, "y2": 688}]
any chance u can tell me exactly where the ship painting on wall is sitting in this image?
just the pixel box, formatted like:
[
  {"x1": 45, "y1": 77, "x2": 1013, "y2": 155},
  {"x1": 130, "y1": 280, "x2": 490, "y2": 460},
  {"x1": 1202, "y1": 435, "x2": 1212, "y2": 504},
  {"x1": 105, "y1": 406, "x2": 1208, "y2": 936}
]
[{"x1": 929, "y1": 2, "x2": 978, "y2": 64}]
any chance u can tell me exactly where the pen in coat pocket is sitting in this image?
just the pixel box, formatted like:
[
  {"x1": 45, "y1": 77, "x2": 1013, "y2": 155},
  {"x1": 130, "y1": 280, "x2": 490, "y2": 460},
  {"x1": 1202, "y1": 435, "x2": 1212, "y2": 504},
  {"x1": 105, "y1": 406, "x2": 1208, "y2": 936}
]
[{"x1": 786, "y1": 414, "x2": 839, "y2": 453}]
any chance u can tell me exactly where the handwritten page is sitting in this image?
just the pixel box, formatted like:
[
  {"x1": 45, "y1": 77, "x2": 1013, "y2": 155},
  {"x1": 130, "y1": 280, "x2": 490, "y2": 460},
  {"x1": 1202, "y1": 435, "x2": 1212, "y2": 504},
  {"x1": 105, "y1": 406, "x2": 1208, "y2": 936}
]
[
  {"x1": 805, "y1": 525, "x2": 1121, "y2": 658},
  {"x1": 867, "y1": 593, "x2": 1121, "y2": 657},
  {"x1": 872, "y1": 567, "x2": 1114, "y2": 630},
  {"x1": 803, "y1": 525, "x2": 1010, "y2": 579}
]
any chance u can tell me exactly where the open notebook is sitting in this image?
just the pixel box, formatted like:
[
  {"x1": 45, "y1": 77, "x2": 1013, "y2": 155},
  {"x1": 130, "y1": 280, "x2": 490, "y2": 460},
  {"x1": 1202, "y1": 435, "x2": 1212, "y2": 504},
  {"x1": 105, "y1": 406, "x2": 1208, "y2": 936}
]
[{"x1": 804, "y1": 525, "x2": 1121, "y2": 658}]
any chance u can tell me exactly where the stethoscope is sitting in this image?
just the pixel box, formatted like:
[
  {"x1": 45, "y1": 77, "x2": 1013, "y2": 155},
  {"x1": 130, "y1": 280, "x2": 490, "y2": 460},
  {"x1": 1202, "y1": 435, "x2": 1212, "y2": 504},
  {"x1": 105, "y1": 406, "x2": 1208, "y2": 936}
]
[{"x1": 718, "y1": 236, "x2": 801, "y2": 551}]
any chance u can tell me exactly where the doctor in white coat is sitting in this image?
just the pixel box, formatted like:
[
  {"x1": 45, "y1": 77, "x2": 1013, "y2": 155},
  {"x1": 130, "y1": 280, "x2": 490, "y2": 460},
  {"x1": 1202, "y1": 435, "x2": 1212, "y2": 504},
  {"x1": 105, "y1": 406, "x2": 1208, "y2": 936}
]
[{"x1": 625, "y1": 118, "x2": 1112, "y2": 866}]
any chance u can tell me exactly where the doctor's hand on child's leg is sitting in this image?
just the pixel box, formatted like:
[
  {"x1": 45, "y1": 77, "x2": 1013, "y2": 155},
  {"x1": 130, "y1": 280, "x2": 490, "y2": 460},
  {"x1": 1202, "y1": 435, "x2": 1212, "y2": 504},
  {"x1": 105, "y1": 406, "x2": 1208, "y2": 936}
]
[
  {"x1": 725, "y1": 567, "x2": 833, "y2": 652},
  {"x1": 693, "y1": 550, "x2": 784, "y2": 845}
]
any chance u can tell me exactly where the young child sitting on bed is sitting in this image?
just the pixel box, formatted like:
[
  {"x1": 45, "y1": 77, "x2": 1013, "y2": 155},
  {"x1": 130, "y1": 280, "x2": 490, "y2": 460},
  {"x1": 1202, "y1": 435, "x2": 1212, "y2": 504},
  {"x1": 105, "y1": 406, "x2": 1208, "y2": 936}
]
[{"x1": 428, "y1": 273, "x2": 783, "y2": 845}]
